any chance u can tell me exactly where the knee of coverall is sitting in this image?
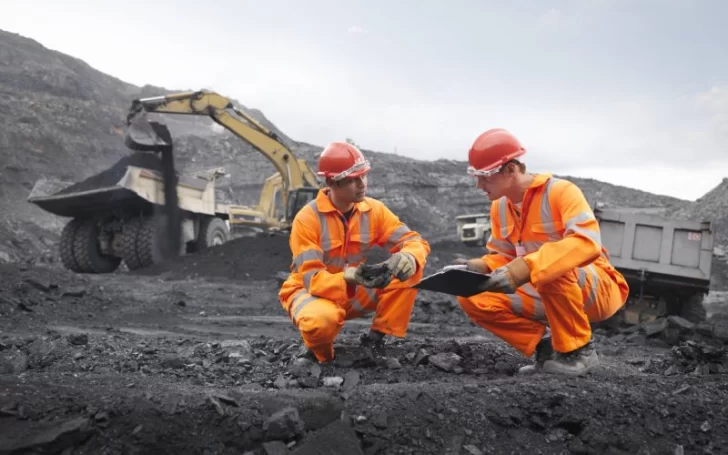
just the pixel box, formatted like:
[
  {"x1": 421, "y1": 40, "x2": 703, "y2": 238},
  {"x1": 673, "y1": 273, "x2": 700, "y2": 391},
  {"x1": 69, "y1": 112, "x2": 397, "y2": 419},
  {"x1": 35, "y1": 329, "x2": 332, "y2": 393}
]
[
  {"x1": 534, "y1": 268, "x2": 581, "y2": 295},
  {"x1": 295, "y1": 301, "x2": 345, "y2": 347},
  {"x1": 456, "y1": 293, "x2": 513, "y2": 320},
  {"x1": 584, "y1": 274, "x2": 629, "y2": 322}
]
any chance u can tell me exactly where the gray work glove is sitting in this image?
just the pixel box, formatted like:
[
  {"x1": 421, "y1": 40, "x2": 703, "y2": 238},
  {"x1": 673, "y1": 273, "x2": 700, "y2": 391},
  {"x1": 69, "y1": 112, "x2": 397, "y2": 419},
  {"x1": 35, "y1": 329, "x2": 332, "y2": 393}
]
[
  {"x1": 476, "y1": 257, "x2": 531, "y2": 294},
  {"x1": 385, "y1": 252, "x2": 416, "y2": 281}
]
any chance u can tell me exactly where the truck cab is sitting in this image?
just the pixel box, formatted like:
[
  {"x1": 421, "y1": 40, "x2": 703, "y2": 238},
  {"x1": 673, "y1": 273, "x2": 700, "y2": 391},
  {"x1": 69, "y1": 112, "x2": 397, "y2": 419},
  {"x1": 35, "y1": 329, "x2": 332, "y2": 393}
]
[{"x1": 456, "y1": 213, "x2": 491, "y2": 247}]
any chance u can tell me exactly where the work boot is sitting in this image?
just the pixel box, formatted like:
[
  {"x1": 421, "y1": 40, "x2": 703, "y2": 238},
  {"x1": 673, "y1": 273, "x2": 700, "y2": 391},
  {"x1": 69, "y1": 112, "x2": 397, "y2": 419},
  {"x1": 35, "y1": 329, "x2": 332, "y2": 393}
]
[
  {"x1": 359, "y1": 330, "x2": 387, "y2": 358},
  {"x1": 542, "y1": 339, "x2": 599, "y2": 376},
  {"x1": 518, "y1": 335, "x2": 554, "y2": 374},
  {"x1": 290, "y1": 343, "x2": 317, "y2": 363}
]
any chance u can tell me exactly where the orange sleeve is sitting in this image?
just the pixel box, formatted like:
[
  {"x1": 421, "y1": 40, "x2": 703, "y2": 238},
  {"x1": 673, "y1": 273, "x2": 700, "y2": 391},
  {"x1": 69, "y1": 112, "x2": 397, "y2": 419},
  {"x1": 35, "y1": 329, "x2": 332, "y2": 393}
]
[
  {"x1": 481, "y1": 200, "x2": 515, "y2": 272},
  {"x1": 289, "y1": 216, "x2": 351, "y2": 302},
  {"x1": 523, "y1": 181, "x2": 602, "y2": 286},
  {"x1": 374, "y1": 204, "x2": 430, "y2": 271}
]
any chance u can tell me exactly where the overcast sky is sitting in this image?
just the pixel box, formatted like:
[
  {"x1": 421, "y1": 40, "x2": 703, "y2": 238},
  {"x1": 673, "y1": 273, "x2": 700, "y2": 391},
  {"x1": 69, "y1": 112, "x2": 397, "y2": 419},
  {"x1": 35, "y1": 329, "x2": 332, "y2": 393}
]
[{"x1": 3, "y1": 0, "x2": 727, "y2": 200}]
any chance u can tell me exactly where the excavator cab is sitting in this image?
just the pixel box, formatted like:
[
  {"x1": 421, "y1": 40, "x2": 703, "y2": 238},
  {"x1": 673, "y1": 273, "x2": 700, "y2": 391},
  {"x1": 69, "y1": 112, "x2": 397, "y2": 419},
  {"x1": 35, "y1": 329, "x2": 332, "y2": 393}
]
[{"x1": 286, "y1": 187, "x2": 319, "y2": 222}]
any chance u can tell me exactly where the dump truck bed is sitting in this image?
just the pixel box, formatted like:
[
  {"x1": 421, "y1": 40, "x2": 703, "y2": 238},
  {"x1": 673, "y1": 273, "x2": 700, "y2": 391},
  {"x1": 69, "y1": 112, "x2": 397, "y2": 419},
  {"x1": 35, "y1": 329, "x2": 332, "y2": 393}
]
[
  {"x1": 596, "y1": 208, "x2": 713, "y2": 293},
  {"x1": 28, "y1": 166, "x2": 223, "y2": 219}
]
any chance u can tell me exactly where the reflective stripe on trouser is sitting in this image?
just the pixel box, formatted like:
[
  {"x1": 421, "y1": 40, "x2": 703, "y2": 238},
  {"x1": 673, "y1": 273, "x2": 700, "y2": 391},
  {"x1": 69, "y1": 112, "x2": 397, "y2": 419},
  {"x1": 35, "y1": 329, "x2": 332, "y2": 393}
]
[
  {"x1": 457, "y1": 264, "x2": 626, "y2": 356},
  {"x1": 284, "y1": 271, "x2": 421, "y2": 362}
]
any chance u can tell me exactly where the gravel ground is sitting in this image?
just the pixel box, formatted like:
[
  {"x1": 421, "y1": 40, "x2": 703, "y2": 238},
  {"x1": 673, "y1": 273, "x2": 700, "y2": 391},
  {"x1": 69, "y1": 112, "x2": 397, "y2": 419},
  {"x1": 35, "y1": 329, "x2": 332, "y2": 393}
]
[{"x1": 2, "y1": 238, "x2": 728, "y2": 454}]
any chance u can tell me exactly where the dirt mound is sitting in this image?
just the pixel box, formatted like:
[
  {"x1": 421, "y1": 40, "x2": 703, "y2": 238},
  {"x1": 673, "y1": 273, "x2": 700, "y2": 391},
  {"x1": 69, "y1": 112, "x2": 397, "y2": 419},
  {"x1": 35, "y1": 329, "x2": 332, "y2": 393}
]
[
  {"x1": 132, "y1": 235, "x2": 481, "y2": 283},
  {"x1": 55, "y1": 152, "x2": 165, "y2": 195},
  {"x1": 134, "y1": 233, "x2": 294, "y2": 281}
]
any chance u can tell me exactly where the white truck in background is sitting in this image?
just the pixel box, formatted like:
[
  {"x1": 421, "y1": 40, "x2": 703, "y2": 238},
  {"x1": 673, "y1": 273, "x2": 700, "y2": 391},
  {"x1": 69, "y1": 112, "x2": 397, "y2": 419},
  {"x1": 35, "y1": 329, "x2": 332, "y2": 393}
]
[{"x1": 455, "y1": 213, "x2": 491, "y2": 247}]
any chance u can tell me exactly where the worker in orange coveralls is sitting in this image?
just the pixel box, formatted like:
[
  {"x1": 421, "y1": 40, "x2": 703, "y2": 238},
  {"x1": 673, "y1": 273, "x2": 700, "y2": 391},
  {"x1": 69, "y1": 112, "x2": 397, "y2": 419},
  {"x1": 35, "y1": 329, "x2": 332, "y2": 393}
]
[
  {"x1": 278, "y1": 141, "x2": 431, "y2": 363},
  {"x1": 452, "y1": 128, "x2": 629, "y2": 376}
]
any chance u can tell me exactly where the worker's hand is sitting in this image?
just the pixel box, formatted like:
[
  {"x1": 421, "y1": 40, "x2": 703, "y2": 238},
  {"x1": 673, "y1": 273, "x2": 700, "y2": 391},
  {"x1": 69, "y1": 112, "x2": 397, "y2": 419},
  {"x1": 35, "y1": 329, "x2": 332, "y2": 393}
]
[
  {"x1": 385, "y1": 252, "x2": 416, "y2": 281},
  {"x1": 478, "y1": 257, "x2": 531, "y2": 294},
  {"x1": 451, "y1": 257, "x2": 490, "y2": 274},
  {"x1": 344, "y1": 264, "x2": 392, "y2": 288}
]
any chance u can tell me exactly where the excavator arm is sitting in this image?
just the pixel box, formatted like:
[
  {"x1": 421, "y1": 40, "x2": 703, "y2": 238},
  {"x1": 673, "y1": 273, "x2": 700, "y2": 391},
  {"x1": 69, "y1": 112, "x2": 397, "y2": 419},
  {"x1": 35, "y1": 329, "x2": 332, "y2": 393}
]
[{"x1": 126, "y1": 90, "x2": 320, "y2": 223}]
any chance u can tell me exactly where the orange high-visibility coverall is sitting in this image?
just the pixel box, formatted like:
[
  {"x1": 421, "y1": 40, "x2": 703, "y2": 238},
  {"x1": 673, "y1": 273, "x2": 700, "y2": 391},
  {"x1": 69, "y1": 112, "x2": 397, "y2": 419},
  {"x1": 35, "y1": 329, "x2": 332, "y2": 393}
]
[
  {"x1": 458, "y1": 173, "x2": 629, "y2": 355},
  {"x1": 279, "y1": 188, "x2": 431, "y2": 362}
]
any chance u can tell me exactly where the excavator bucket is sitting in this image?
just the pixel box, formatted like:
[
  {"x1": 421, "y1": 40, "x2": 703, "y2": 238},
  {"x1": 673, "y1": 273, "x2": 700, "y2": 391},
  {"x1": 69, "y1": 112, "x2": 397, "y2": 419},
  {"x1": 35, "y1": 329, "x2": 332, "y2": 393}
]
[
  {"x1": 125, "y1": 113, "x2": 173, "y2": 152},
  {"x1": 124, "y1": 113, "x2": 182, "y2": 260}
]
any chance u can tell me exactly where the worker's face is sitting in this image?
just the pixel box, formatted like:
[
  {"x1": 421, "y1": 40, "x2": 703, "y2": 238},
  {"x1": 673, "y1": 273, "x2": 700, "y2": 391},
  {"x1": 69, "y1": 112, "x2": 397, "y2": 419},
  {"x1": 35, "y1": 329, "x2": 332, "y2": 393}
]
[
  {"x1": 331, "y1": 174, "x2": 368, "y2": 204},
  {"x1": 474, "y1": 165, "x2": 516, "y2": 200}
]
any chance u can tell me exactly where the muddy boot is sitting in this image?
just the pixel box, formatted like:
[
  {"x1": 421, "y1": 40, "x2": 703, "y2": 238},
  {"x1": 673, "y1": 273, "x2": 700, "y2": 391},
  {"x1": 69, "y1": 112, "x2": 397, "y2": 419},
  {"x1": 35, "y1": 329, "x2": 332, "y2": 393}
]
[
  {"x1": 359, "y1": 330, "x2": 386, "y2": 359},
  {"x1": 518, "y1": 335, "x2": 554, "y2": 374},
  {"x1": 542, "y1": 339, "x2": 599, "y2": 376}
]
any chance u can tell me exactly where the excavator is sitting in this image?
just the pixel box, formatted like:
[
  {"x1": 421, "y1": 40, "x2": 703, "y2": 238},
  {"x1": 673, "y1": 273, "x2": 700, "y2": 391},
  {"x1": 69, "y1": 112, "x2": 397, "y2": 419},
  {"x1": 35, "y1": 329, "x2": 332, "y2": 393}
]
[
  {"x1": 125, "y1": 89, "x2": 323, "y2": 233},
  {"x1": 229, "y1": 158, "x2": 321, "y2": 229}
]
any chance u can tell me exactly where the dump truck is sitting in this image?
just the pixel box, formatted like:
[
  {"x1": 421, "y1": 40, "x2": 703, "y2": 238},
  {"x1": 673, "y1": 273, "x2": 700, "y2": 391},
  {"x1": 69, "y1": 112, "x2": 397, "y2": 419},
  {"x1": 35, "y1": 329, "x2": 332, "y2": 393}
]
[
  {"x1": 595, "y1": 207, "x2": 713, "y2": 323},
  {"x1": 455, "y1": 213, "x2": 491, "y2": 247},
  {"x1": 27, "y1": 159, "x2": 243, "y2": 274}
]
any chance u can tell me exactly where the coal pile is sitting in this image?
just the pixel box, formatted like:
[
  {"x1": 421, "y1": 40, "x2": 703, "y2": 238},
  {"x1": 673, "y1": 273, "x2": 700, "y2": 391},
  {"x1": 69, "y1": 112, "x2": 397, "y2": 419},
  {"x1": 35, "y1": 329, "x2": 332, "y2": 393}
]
[
  {"x1": 132, "y1": 235, "x2": 481, "y2": 283},
  {"x1": 54, "y1": 152, "x2": 166, "y2": 196},
  {"x1": 133, "y1": 234, "x2": 294, "y2": 281}
]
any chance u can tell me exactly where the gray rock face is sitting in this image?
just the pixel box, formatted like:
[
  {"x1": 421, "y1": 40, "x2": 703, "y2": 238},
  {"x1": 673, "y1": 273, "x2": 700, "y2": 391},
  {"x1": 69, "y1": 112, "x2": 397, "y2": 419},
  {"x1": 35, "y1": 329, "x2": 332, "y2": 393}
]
[{"x1": 0, "y1": 28, "x2": 726, "y2": 292}]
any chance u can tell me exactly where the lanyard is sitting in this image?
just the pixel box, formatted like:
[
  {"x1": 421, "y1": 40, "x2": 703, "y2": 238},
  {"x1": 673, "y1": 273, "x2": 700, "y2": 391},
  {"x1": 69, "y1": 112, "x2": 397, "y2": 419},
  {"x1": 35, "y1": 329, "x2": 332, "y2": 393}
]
[{"x1": 514, "y1": 191, "x2": 533, "y2": 257}]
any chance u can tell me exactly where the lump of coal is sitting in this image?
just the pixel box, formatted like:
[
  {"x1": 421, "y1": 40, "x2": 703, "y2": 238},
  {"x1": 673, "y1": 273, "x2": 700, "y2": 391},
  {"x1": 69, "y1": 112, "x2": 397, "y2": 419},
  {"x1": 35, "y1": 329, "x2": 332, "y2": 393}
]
[
  {"x1": 359, "y1": 263, "x2": 390, "y2": 280},
  {"x1": 358, "y1": 262, "x2": 393, "y2": 287}
]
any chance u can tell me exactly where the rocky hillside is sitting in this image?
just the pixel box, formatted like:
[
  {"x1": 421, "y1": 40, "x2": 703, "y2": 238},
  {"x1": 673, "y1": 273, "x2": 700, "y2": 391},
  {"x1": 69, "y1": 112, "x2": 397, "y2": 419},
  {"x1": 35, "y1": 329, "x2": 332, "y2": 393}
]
[
  {"x1": 667, "y1": 178, "x2": 728, "y2": 245},
  {"x1": 0, "y1": 28, "x2": 725, "y2": 266}
]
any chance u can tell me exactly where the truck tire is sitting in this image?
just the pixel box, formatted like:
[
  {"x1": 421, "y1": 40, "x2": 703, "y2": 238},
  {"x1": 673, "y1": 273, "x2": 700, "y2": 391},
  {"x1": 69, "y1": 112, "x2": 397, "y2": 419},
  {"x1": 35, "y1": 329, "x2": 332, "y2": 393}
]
[
  {"x1": 59, "y1": 218, "x2": 84, "y2": 272},
  {"x1": 135, "y1": 215, "x2": 185, "y2": 268},
  {"x1": 189, "y1": 217, "x2": 230, "y2": 252},
  {"x1": 73, "y1": 218, "x2": 122, "y2": 274},
  {"x1": 680, "y1": 293, "x2": 707, "y2": 323},
  {"x1": 121, "y1": 217, "x2": 144, "y2": 271}
]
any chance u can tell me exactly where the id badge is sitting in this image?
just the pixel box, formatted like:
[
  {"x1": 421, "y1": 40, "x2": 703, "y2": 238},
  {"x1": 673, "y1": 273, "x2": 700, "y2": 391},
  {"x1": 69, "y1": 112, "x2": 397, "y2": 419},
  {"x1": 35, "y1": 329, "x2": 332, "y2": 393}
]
[{"x1": 515, "y1": 244, "x2": 526, "y2": 257}]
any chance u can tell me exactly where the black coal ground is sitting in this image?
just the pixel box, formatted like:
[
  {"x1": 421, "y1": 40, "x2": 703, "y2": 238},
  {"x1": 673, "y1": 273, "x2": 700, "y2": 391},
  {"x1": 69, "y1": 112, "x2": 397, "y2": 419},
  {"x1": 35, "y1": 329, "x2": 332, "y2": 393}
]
[{"x1": 1, "y1": 238, "x2": 728, "y2": 455}]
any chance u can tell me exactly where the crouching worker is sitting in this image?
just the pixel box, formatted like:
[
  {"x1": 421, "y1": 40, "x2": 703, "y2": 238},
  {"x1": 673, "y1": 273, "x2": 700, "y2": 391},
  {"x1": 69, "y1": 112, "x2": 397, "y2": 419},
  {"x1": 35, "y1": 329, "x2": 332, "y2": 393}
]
[
  {"x1": 278, "y1": 141, "x2": 431, "y2": 363},
  {"x1": 454, "y1": 128, "x2": 629, "y2": 376}
]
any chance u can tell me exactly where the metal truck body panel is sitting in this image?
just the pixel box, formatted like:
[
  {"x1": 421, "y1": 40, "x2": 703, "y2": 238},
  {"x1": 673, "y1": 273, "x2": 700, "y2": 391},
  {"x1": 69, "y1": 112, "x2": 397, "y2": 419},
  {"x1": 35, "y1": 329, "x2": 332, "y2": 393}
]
[
  {"x1": 28, "y1": 166, "x2": 237, "y2": 219},
  {"x1": 595, "y1": 208, "x2": 713, "y2": 292}
]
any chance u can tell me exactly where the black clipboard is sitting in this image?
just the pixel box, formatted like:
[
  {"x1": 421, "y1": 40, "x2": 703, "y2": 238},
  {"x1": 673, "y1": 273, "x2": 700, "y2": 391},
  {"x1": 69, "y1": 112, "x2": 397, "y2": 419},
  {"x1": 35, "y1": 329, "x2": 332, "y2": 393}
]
[{"x1": 412, "y1": 267, "x2": 491, "y2": 297}]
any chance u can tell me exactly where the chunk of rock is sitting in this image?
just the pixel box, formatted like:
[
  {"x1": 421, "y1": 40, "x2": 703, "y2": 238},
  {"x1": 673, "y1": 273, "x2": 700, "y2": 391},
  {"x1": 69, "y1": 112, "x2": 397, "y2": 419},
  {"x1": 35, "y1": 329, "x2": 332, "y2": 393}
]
[
  {"x1": 291, "y1": 420, "x2": 364, "y2": 455},
  {"x1": 258, "y1": 390, "x2": 344, "y2": 432},
  {"x1": 0, "y1": 417, "x2": 95, "y2": 454},
  {"x1": 322, "y1": 377, "x2": 344, "y2": 388},
  {"x1": 428, "y1": 352, "x2": 462, "y2": 372},
  {"x1": 67, "y1": 333, "x2": 88, "y2": 346},
  {"x1": 263, "y1": 407, "x2": 305, "y2": 441},
  {"x1": 263, "y1": 440, "x2": 291, "y2": 455}
]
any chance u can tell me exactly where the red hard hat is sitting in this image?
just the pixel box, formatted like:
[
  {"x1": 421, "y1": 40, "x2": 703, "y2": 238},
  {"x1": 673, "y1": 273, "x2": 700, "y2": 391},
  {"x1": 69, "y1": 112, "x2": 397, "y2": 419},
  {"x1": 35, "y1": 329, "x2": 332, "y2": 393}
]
[
  {"x1": 317, "y1": 142, "x2": 371, "y2": 181},
  {"x1": 467, "y1": 128, "x2": 526, "y2": 176}
]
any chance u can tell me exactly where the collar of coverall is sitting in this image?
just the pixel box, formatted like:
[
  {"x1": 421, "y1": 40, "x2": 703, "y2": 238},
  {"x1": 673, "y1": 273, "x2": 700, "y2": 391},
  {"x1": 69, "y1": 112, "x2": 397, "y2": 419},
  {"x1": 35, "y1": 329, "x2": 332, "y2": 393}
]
[
  {"x1": 504, "y1": 173, "x2": 553, "y2": 206},
  {"x1": 315, "y1": 187, "x2": 372, "y2": 213}
]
